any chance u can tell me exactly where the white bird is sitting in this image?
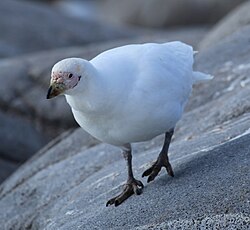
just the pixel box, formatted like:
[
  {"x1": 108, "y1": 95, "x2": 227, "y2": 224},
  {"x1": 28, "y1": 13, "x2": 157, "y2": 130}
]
[{"x1": 47, "y1": 42, "x2": 213, "y2": 206}]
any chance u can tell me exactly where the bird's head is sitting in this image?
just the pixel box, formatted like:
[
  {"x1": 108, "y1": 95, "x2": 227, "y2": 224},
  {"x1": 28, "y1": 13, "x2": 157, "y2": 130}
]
[{"x1": 47, "y1": 58, "x2": 85, "y2": 99}]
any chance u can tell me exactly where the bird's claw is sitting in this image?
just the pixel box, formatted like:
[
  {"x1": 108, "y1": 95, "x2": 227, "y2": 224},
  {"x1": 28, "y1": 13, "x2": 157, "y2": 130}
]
[
  {"x1": 142, "y1": 158, "x2": 174, "y2": 183},
  {"x1": 106, "y1": 179, "x2": 144, "y2": 207}
]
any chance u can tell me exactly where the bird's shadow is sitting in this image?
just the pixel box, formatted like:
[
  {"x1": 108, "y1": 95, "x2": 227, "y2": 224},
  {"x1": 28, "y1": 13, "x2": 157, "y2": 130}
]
[{"x1": 143, "y1": 134, "x2": 246, "y2": 192}]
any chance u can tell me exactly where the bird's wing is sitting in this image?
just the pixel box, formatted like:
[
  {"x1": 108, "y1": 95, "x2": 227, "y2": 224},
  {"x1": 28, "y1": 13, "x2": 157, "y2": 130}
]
[
  {"x1": 89, "y1": 42, "x2": 195, "y2": 107},
  {"x1": 90, "y1": 41, "x2": 194, "y2": 82}
]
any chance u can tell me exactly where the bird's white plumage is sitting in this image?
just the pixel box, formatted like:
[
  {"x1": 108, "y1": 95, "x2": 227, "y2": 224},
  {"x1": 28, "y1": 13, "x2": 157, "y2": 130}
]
[{"x1": 55, "y1": 42, "x2": 212, "y2": 146}]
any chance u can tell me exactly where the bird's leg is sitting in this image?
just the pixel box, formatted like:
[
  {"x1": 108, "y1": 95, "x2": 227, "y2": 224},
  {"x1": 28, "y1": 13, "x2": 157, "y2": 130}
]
[
  {"x1": 106, "y1": 144, "x2": 144, "y2": 207},
  {"x1": 142, "y1": 129, "x2": 174, "y2": 183}
]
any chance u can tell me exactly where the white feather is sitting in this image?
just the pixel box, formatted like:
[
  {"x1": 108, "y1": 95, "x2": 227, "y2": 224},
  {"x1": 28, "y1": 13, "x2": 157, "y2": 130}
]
[
  {"x1": 193, "y1": 71, "x2": 214, "y2": 83},
  {"x1": 54, "y1": 42, "x2": 212, "y2": 146}
]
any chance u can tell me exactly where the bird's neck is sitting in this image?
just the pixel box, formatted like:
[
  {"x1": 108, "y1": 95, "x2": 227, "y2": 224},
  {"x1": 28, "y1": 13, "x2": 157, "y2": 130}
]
[{"x1": 65, "y1": 62, "x2": 108, "y2": 114}]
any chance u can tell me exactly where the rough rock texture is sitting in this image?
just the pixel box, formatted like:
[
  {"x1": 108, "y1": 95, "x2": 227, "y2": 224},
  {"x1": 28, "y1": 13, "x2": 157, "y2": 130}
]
[
  {"x1": 0, "y1": 27, "x2": 207, "y2": 182},
  {"x1": 0, "y1": 0, "x2": 134, "y2": 58},
  {"x1": 0, "y1": 111, "x2": 49, "y2": 161},
  {"x1": 102, "y1": 0, "x2": 246, "y2": 27},
  {"x1": 199, "y1": 1, "x2": 250, "y2": 49},
  {"x1": 0, "y1": 159, "x2": 17, "y2": 184},
  {"x1": 0, "y1": 26, "x2": 249, "y2": 229}
]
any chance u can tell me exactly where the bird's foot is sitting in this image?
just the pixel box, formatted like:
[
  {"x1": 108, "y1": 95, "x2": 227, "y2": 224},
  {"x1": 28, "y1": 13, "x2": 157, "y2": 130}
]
[
  {"x1": 142, "y1": 155, "x2": 174, "y2": 183},
  {"x1": 106, "y1": 178, "x2": 144, "y2": 207}
]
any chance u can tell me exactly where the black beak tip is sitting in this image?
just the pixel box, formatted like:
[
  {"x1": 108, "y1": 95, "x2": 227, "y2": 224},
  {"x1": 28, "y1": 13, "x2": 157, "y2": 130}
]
[{"x1": 46, "y1": 86, "x2": 52, "y2": 99}]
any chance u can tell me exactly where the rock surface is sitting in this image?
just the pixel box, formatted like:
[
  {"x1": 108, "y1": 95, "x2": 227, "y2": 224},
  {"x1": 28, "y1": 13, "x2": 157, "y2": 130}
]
[
  {"x1": 0, "y1": 111, "x2": 48, "y2": 161},
  {"x1": 102, "y1": 0, "x2": 246, "y2": 27},
  {"x1": 0, "y1": 26, "x2": 249, "y2": 229},
  {"x1": 199, "y1": 1, "x2": 250, "y2": 49},
  {"x1": 0, "y1": 0, "x2": 134, "y2": 58}
]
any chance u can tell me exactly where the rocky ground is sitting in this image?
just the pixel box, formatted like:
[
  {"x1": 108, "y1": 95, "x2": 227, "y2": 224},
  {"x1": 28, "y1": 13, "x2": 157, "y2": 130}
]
[{"x1": 0, "y1": 0, "x2": 249, "y2": 229}]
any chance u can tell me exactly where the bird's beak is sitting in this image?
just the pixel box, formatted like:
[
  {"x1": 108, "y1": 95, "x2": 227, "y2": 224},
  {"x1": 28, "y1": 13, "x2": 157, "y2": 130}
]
[{"x1": 46, "y1": 82, "x2": 65, "y2": 99}]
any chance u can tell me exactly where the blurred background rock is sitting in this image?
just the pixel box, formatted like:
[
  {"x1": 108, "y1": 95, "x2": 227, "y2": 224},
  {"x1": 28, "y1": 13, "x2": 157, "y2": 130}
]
[
  {"x1": 0, "y1": 0, "x2": 248, "y2": 181},
  {"x1": 101, "y1": 0, "x2": 246, "y2": 27}
]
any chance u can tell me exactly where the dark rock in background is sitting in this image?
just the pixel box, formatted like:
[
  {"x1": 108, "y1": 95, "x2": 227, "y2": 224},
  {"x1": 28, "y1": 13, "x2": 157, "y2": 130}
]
[
  {"x1": 0, "y1": 23, "x2": 249, "y2": 229},
  {"x1": 0, "y1": 0, "x2": 135, "y2": 58},
  {"x1": 0, "y1": 111, "x2": 48, "y2": 162},
  {"x1": 0, "y1": 111, "x2": 47, "y2": 182},
  {"x1": 0, "y1": 159, "x2": 17, "y2": 184},
  {"x1": 101, "y1": 0, "x2": 246, "y2": 27}
]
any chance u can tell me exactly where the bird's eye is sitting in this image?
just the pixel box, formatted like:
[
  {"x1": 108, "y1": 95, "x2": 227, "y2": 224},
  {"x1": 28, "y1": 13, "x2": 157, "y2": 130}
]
[{"x1": 68, "y1": 73, "x2": 73, "y2": 79}]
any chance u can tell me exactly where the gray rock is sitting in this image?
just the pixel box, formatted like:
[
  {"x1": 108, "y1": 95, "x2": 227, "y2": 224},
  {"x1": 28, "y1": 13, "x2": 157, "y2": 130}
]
[
  {"x1": 0, "y1": 111, "x2": 48, "y2": 162},
  {"x1": 0, "y1": 26, "x2": 250, "y2": 229},
  {"x1": 102, "y1": 0, "x2": 246, "y2": 28},
  {"x1": 0, "y1": 0, "x2": 134, "y2": 58},
  {"x1": 0, "y1": 110, "x2": 48, "y2": 183},
  {"x1": 0, "y1": 159, "x2": 17, "y2": 183},
  {"x1": 199, "y1": 1, "x2": 250, "y2": 49}
]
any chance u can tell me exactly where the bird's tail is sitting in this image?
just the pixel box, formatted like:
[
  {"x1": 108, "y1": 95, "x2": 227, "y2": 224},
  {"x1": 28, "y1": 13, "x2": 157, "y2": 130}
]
[{"x1": 192, "y1": 71, "x2": 214, "y2": 84}]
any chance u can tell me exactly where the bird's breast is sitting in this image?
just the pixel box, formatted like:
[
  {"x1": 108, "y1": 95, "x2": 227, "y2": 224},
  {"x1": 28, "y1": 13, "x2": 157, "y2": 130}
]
[{"x1": 71, "y1": 98, "x2": 183, "y2": 146}]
